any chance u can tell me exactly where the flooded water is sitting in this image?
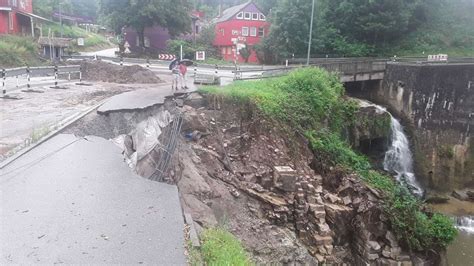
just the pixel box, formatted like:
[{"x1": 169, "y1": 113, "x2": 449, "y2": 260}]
[
  {"x1": 447, "y1": 217, "x2": 474, "y2": 265},
  {"x1": 431, "y1": 200, "x2": 474, "y2": 265}
]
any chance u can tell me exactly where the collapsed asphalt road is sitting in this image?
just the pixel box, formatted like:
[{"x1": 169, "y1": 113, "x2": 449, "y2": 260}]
[{"x1": 0, "y1": 134, "x2": 186, "y2": 264}]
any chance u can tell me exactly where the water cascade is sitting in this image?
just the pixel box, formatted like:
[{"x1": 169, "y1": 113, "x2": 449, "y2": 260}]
[
  {"x1": 357, "y1": 99, "x2": 424, "y2": 197},
  {"x1": 455, "y1": 216, "x2": 474, "y2": 234},
  {"x1": 383, "y1": 117, "x2": 424, "y2": 197}
]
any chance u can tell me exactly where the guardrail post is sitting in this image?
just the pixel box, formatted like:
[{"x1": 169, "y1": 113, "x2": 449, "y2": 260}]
[
  {"x1": 79, "y1": 66, "x2": 82, "y2": 83},
  {"x1": 68, "y1": 71, "x2": 71, "y2": 81},
  {"x1": 16, "y1": 74, "x2": 19, "y2": 89},
  {"x1": 26, "y1": 66, "x2": 31, "y2": 89},
  {"x1": 54, "y1": 65, "x2": 58, "y2": 87},
  {"x1": 2, "y1": 69, "x2": 6, "y2": 96},
  {"x1": 194, "y1": 63, "x2": 197, "y2": 78},
  {"x1": 94, "y1": 54, "x2": 98, "y2": 61},
  {"x1": 120, "y1": 55, "x2": 123, "y2": 66},
  {"x1": 215, "y1": 64, "x2": 218, "y2": 77},
  {"x1": 146, "y1": 58, "x2": 150, "y2": 68}
]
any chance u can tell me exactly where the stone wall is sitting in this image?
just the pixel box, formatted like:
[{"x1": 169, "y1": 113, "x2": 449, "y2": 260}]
[{"x1": 346, "y1": 63, "x2": 474, "y2": 192}]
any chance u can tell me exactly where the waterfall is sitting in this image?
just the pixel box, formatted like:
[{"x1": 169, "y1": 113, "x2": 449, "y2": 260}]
[
  {"x1": 383, "y1": 117, "x2": 424, "y2": 197},
  {"x1": 455, "y1": 216, "x2": 474, "y2": 234},
  {"x1": 357, "y1": 99, "x2": 424, "y2": 197}
]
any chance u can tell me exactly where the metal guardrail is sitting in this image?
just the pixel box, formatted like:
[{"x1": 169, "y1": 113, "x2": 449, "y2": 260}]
[{"x1": 1, "y1": 65, "x2": 82, "y2": 98}]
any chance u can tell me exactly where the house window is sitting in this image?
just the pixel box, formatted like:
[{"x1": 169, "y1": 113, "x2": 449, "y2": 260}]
[
  {"x1": 250, "y1": 27, "x2": 257, "y2": 37},
  {"x1": 252, "y1": 13, "x2": 259, "y2": 20},
  {"x1": 244, "y1": 12, "x2": 251, "y2": 20},
  {"x1": 236, "y1": 12, "x2": 243, "y2": 19},
  {"x1": 242, "y1": 27, "x2": 249, "y2": 36},
  {"x1": 259, "y1": 14, "x2": 266, "y2": 21},
  {"x1": 258, "y1": 27, "x2": 265, "y2": 37}
]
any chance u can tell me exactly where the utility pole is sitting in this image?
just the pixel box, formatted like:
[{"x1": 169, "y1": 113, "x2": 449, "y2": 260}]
[{"x1": 306, "y1": 0, "x2": 315, "y2": 66}]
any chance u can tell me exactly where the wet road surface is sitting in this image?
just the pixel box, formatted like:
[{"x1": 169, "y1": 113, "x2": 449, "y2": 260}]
[{"x1": 0, "y1": 134, "x2": 186, "y2": 264}]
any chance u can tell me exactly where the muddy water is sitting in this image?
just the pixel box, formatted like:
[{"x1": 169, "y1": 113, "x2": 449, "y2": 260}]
[{"x1": 430, "y1": 199, "x2": 474, "y2": 265}]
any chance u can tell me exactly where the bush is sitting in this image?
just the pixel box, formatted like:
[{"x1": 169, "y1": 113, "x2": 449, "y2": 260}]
[{"x1": 200, "y1": 228, "x2": 252, "y2": 266}]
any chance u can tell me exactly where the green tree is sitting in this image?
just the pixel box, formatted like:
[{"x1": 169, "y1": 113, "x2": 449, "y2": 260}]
[{"x1": 99, "y1": 0, "x2": 192, "y2": 48}]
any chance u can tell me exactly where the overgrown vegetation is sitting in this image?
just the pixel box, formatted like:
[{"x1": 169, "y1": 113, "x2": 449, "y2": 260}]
[
  {"x1": 189, "y1": 227, "x2": 251, "y2": 266},
  {"x1": 0, "y1": 35, "x2": 42, "y2": 68},
  {"x1": 256, "y1": 0, "x2": 474, "y2": 62},
  {"x1": 201, "y1": 68, "x2": 457, "y2": 252},
  {"x1": 45, "y1": 23, "x2": 109, "y2": 48}
]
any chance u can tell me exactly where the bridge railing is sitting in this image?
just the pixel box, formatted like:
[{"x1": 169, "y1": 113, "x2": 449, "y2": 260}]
[{"x1": 288, "y1": 58, "x2": 388, "y2": 76}]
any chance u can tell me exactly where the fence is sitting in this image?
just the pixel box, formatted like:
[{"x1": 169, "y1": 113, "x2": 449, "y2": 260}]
[{"x1": 1, "y1": 65, "x2": 81, "y2": 98}]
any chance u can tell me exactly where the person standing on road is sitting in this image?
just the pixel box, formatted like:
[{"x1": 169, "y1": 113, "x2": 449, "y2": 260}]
[
  {"x1": 179, "y1": 62, "x2": 188, "y2": 90},
  {"x1": 171, "y1": 63, "x2": 180, "y2": 91}
]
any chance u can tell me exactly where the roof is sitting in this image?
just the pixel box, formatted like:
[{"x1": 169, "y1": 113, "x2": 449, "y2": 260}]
[
  {"x1": 17, "y1": 11, "x2": 52, "y2": 22},
  {"x1": 214, "y1": 1, "x2": 252, "y2": 24},
  {"x1": 38, "y1": 37, "x2": 73, "y2": 47}
]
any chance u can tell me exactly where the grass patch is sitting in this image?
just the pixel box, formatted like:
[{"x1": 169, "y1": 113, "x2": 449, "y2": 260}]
[
  {"x1": 0, "y1": 35, "x2": 42, "y2": 68},
  {"x1": 189, "y1": 227, "x2": 252, "y2": 266},
  {"x1": 202, "y1": 67, "x2": 457, "y2": 252}
]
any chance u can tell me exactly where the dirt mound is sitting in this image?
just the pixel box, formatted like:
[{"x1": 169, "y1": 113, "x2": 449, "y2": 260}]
[{"x1": 80, "y1": 60, "x2": 163, "y2": 84}]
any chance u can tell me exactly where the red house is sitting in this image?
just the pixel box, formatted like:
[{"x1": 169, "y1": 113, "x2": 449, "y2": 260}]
[
  {"x1": 0, "y1": 0, "x2": 48, "y2": 37},
  {"x1": 213, "y1": 1, "x2": 270, "y2": 64}
]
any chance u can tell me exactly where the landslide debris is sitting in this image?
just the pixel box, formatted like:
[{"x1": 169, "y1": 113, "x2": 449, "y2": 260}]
[
  {"x1": 168, "y1": 93, "x2": 436, "y2": 265},
  {"x1": 79, "y1": 60, "x2": 163, "y2": 84}
]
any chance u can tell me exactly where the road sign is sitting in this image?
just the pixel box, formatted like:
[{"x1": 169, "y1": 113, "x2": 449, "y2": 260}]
[
  {"x1": 195, "y1": 51, "x2": 205, "y2": 61},
  {"x1": 77, "y1": 38, "x2": 84, "y2": 46},
  {"x1": 159, "y1": 54, "x2": 176, "y2": 60},
  {"x1": 428, "y1": 54, "x2": 448, "y2": 62},
  {"x1": 123, "y1": 41, "x2": 131, "y2": 54}
]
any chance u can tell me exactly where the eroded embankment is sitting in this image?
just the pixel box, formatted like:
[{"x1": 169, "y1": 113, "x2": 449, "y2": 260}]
[{"x1": 170, "y1": 93, "x2": 442, "y2": 264}]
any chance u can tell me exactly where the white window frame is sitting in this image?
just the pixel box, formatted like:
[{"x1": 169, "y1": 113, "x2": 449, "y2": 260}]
[
  {"x1": 258, "y1": 27, "x2": 265, "y2": 37},
  {"x1": 242, "y1": 27, "x2": 249, "y2": 36},
  {"x1": 236, "y1": 12, "x2": 243, "y2": 19},
  {"x1": 259, "y1": 14, "x2": 266, "y2": 21},
  {"x1": 252, "y1": 13, "x2": 259, "y2": 20},
  {"x1": 244, "y1": 12, "x2": 251, "y2": 20},
  {"x1": 250, "y1": 27, "x2": 257, "y2": 37}
]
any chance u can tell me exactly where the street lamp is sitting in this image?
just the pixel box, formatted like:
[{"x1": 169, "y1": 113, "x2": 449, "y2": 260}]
[{"x1": 306, "y1": 0, "x2": 315, "y2": 66}]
